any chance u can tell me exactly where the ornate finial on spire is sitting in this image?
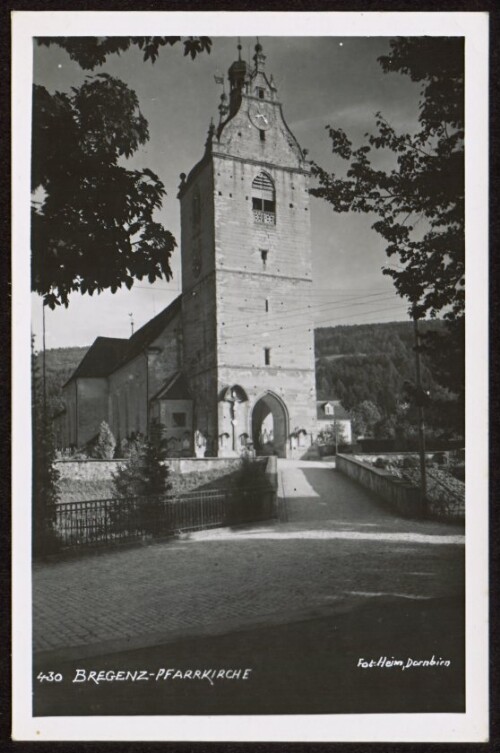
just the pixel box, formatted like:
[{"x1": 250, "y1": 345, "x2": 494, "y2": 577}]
[
  {"x1": 218, "y1": 90, "x2": 229, "y2": 123},
  {"x1": 205, "y1": 118, "x2": 215, "y2": 152},
  {"x1": 177, "y1": 173, "x2": 186, "y2": 198},
  {"x1": 237, "y1": 37, "x2": 242, "y2": 61},
  {"x1": 253, "y1": 37, "x2": 266, "y2": 72}
]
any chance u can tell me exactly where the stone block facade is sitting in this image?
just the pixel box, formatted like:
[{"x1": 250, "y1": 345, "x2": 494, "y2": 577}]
[{"x1": 56, "y1": 42, "x2": 320, "y2": 459}]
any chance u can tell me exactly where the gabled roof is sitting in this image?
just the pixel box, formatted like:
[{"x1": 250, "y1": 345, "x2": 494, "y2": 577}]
[
  {"x1": 64, "y1": 337, "x2": 128, "y2": 385},
  {"x1": 112, "y1": 295, "x2": 182, "y2": 372},
  {"x1": 64, "y1": 296, "x2": 182, "y2": 385},
  {"x1": 151, "y1": 372, "x2": 192, "y2": 402},
  {"x1": 316, "y1": 400, "x2": 351, "y2": 421}
]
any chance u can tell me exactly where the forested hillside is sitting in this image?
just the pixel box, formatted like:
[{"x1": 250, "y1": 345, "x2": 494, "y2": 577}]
[
  {"x1": 316, "y1": 320, "x2": 444, "y2": 408},
  {"x1": 315, "y1": 320, "x2": 462, "y2": 440},
  {"x1": 35, "y1": 346, "x2": 89, "y2": 414},
  {"x1": 35, "y1": 319, "x2": 463, "y2": 442}
]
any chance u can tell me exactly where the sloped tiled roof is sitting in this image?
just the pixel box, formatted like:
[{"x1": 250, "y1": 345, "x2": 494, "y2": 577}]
[
  {"x1": 64, "y1": 337, "x2": 128, "y2": 385},
  {"x1": 150, "y1": 372, "x2": 192, "y2": 401},
  {"x1": 65, "y1": 296, "x2": 182, "y2": 385},
  {"x1": 316, "y1": 400, "x2": 351, "y2": 421},
  {"x1": 112, "y1": 295, "x2": 182, "y2": 372}
]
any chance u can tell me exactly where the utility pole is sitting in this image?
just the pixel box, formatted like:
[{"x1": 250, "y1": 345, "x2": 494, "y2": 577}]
[
  {"x1": 413, "y1": 317, "x2": 428, "y2": 515},
  {"x1": 42, "y1": 301, "x2": 47, "y2": 424}
]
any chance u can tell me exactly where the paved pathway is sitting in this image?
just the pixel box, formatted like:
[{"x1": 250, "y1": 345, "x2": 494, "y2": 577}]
[{"x1": 33, "y1": 460, "x2": 464, "y2": 660}]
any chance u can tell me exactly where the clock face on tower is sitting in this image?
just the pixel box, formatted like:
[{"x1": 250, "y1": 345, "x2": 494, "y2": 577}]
[{"x1": 248, "y1": 102, "x2": 274, "y2": 130}]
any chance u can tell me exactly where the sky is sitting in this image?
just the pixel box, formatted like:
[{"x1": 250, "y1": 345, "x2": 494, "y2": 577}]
[{"x1": 31, "y1": 35, "x2": 423, "y2": 350}]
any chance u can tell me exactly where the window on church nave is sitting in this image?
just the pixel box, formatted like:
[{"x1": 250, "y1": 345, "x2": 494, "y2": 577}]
[
  {"x1": 172, "y1": 412, "x2": 187, "y2": 428},
  {"x1": 252, "y1": 172, "x2": 275, "y2": 224}
]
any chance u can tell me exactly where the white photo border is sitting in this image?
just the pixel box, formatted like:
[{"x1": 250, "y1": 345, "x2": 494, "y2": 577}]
[{"x1": 12, "y1": 9, "x2": 489, "y2": 743}]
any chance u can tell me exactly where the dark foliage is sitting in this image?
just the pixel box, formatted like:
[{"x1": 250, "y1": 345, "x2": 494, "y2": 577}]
[
  {"x1": 111, "y1": 434, "x2": 173, "y2": 536},
  {"x1": 315, "y1": 320, "x2": 463, "y2": 441},
  {"x1": 32, "y1": 74, "x2": 175, "y2": 307},
  {"x1": 32, "y1": 37, "x2": 212, "y2": 308},
  {"x1": 35, "y1": 345, "x2": 88, "y2": 416},
  {"x1": 37, "y1": 36, "x2": 212, "y2": 69},
  {"x1": 112, "y1": 434, "x2": 172, "y2": 499},
  {"x1": 32, "y1": 339, "x2": 61, "y2": 557}
]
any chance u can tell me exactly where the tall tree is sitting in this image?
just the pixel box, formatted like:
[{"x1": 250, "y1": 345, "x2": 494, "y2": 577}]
[
  {"x1": 32, "y1": 37, "x2": 212, "y2": 308},
  {"x1": 32, "y1": 338, "x2": 60, "y2": 556},
  {"x1": 112, "y1": 434, "x2": 173, "y2": 535},
  {"x1": 311, "y1": 37, "x2": 464, "y2": 323}
]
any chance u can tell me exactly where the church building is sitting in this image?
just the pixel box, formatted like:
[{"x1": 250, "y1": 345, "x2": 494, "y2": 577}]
[{"x1": 57, "y1": 42, "x2": 319, "y2": 459}]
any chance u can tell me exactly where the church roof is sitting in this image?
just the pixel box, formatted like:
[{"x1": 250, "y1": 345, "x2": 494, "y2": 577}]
[
  {"x1": 112, "y1": 295, "x2": 182, "y2": 372},
  {"x1": 64, "y1": 337, "x2": 128, "y2": 385},
  {"x1": 65, "y1": 295, "x2": 182, "y2": 384},
  {"x1": 150, "y1": 372, "x2": 192, "y2": 401}
]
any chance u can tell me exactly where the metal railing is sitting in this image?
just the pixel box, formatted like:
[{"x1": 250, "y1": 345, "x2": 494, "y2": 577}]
[{"x1": 51, "y1": 486, "x2": 276, "y2": 550}]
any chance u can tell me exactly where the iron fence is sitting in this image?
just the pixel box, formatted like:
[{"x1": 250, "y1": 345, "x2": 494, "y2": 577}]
[{"x1": 51, "y1": 486, "x2": 276, "y2": 550}]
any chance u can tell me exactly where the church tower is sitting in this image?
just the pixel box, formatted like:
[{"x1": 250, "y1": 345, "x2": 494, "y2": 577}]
[{"x1": 178, "y1": 41, "x2": 317, "y2": 458}]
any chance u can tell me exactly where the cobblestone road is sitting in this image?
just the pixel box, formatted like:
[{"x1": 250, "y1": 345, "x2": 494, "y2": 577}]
[{"x1": 33, "y1": 460, "x2": 465, "y2": 659}]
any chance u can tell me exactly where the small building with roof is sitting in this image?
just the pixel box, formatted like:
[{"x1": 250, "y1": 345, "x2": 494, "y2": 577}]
[{"x1": 316, "y1": 400, "x2": 353, "y2": 445}]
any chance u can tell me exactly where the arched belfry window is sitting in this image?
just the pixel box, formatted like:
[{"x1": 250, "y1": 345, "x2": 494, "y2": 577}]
[{"x1": 252, "y1": 172, "x2": 276, "y2": 225}]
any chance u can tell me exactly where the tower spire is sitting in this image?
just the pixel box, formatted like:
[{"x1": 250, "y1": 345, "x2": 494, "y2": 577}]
[
  {"x1": 227, "y1": 38, "x2": 248, "y2": 117},
  {"x1": 253, "y1": 38, "x2": 266, "y2": 72}
]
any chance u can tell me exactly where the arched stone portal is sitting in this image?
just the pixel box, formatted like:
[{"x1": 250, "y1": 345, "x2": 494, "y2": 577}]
[{"x1": 251, "y1": 393, "x2": 288, "y2": 458}]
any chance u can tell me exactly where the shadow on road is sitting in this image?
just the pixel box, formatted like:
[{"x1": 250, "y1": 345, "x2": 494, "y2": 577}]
[{"x1": 34, "y1": 595, "x2": 464, "y2": 716}]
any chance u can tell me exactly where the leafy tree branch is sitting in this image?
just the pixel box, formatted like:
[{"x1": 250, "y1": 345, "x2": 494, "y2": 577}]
[{"x1": 32, "y1": 37, "x2": 212, "y2": 308}]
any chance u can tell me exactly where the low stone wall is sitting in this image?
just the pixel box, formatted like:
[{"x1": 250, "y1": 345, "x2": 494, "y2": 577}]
[
  {"x1": 55, "y1": 457, "x2": 244, "y2": 481},
  {"x1": 336, "y1": 454, "x2": 424, "y2": 518},
  {"x1": 351, "y1": 451, "x2": 444, "y2": 465},
  {"x1": 264, "y1": 455, "x2": 278, "y2": 491}
]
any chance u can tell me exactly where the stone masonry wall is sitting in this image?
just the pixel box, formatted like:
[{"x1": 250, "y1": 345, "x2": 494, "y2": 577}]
[
  {"x1": 55, "y1": 456, "x2": 244, "y2": 481},
  {"x1": 336, "y1": 454, "x2": 424, "y2": 518},
  {"x1": 336, "y1": 454, "x2": 464, "y2": 521},
  {"x1": 107, "y1": 309, "x2": 183, "y2": 442}
]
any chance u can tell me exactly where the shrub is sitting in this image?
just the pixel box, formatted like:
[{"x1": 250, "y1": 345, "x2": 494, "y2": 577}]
[
  {"x1": 111, "y1": 436, "x2": 173, "y2": 535},
  {"x1": 402, "y1": 455, "x2": 419, "y2": 469},
  {"x1": 112, "y1": 437, "x2": 172, "y2": 498},
  {"x1": 373, "y1": 456, "x2": 388, "y2": 469},
  {"x1": 433, "y1": 452, "x2": 448, "y2": 466},
  {"x1": 32, "y1": 338, "x2": 61, "y2": 558},
  {"x1": 92, "y1": 421, "x2": 116, "y2": 459}
]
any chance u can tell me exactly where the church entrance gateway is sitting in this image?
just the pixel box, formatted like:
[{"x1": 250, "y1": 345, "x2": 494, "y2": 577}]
[{"x1": 251, "y1": 392, "x2": 288, "y2": 458}]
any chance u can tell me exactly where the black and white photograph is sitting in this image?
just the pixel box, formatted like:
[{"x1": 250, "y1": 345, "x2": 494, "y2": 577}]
[{"x1": 12, "y1": 10, "x2": 488, "y2": 743}]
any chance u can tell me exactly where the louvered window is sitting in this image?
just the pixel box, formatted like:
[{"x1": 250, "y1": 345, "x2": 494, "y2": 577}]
[{"x1": 252, "y1": 172, "x2": 276, "y2": 224}]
